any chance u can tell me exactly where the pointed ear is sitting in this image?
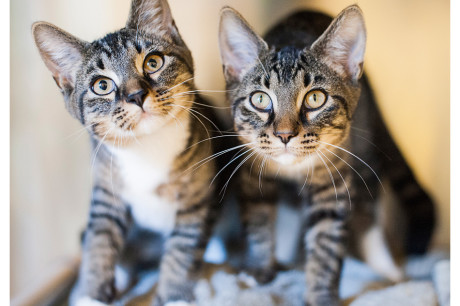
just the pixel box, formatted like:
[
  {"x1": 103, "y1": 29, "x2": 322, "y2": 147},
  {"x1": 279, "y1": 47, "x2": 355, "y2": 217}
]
[
  {"x1": 311, "y1": 5, "x2": 366, "y2": 82},
  {"x1": 126, "y1": 0, "x2": 180, "y2": 39},
  {"x1": 218, "y1": 6, "x2": 268, "y2": 82},
  {"x1": 32, "y1": 22, "x2": 85, "y2": 90}
]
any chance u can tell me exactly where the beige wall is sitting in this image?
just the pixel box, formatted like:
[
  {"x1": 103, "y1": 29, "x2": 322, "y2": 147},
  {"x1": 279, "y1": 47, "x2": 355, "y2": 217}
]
[{"x1": 11, "y1": 0, "x2": 449, "y2": 297}]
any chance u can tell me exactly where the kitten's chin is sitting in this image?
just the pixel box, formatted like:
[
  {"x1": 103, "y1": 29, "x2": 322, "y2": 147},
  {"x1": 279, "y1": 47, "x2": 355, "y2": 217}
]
[{"x1": 272, "y1": 152, "x2": 301, "y2": 165}]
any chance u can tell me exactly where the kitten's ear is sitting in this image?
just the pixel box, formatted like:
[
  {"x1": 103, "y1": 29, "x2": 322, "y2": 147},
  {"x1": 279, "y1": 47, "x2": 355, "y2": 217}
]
[
  {"x1": 218, "y1": 6, "x2": 268, "y2": 82},
  {"x1": 32, "y1": 22, "x2": 85, "y2": 90},
  {"x1": 127, "y1": 0, "x2": 180, "y2": 40},
  {"x1": 311, "y1": 5, "x2": 366, "y2": 82}
]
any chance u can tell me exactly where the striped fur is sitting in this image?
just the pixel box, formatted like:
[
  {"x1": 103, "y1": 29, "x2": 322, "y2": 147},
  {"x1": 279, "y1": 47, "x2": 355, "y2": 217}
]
[
  {"x1": 32, "y1": 0, "x2": 223, "y2": 305},
  {"x1": 218, "y1": 5, "x2": 435, "y2": 305}
]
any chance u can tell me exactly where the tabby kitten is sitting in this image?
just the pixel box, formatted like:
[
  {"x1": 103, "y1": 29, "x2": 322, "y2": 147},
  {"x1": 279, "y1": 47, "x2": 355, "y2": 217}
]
[
  {"x1": 33, "y1": 0, "x2": 221, "y2": 305},
  {"x1": 218, "y1": 5, "x2": 435, "y2": 305}
]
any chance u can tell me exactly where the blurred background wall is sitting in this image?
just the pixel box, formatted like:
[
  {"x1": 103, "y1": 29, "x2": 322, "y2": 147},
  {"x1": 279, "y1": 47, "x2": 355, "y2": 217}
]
[{"x1": 11, "y1": 0, "x2": 449, "y2": 298}]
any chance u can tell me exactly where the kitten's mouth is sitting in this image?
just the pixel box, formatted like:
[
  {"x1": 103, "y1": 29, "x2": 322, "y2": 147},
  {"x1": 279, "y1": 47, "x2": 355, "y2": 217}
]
[{"x1": 270, "y1": 146, "x2": 317, "y2": 165}]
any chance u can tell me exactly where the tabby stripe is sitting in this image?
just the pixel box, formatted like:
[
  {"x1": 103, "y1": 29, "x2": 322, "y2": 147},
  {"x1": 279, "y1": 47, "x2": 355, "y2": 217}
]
[
  {"x1": 232, "y1": 97, "x2": 246, "y2": 114},
  {"x1": 97, "y1": 59, "x2": 105, "y2": 70},
  {"x1": 78, "y1": 90, "x2": 87, "y2": 125},
  {"x1": 89, "y1": 212, "x2": 127, "y2": 235},
  {"x1": 314, "y1": 75, "x2": 325, "y2": 83},
  {"x1": 263, "y1": 76, "x2": 270, "y2": 89},
  {"x1": 169, "y1": 51, "x2": 193, "y2": 72},
  {"x1": 170, "y1": 230, "x2": 200, "y2": 240},
  {"x1": 309, "y1": 249, "x2": 337, "y2": 276},
  {"x1": 315, "y1": 242, "x2": 342, "y2": 262},
  {"x1": 176, "y1": 202, "x2": 207, "y2": 215},
  {"x1": 332, "y1": 95, "x2": 350, "y2": 119},
  {"x1": 316, "y1": 193, "x2": 348, "y2": 203},
  {"x1": 100, "y1": 47, "x2": 113, "y2": 59},
  {"x1": 317, "y1": 232, "x2": 344, "y2": 244},
  {"x1": 91, "y1": 229, "x2": 121, "y2": 250},
  {"x1": 93, "y1": 186, "x2": 114, "y2": 197},
  {"x1": 306, "y1": 209, "x2": 346, "y2": 228},
  {"x1": 304, "y1": 73, "x2": 311, "y2": 88}
]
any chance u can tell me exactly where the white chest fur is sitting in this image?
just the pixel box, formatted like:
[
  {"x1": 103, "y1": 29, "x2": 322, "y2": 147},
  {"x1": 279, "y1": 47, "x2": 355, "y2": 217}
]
[{"x1": 109, "y1": 119, "x2": 190, "y2": 235}]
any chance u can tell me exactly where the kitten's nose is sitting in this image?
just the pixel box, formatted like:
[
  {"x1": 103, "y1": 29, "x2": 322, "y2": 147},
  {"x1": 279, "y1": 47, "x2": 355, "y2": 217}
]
[
  {"x1": 274, "y1": 131, "x2": 298, "y2": 144},
  {"x1": 127, "y1": 89, "x2": 147, "y2": 109}
]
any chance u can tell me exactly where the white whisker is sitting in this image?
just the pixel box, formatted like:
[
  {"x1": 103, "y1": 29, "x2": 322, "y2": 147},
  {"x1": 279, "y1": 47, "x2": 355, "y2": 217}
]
[
  {"x1": 317, "y1": 140, "x2": 385, "y2": 192},
  {"x1": 318, "y1": 149, "x2": 351, "y2": 209},
  {"x1": 323, "y1": 147, "x2": 374, "y2": 199},
  {"x1": 315, "y1": 150, "x2": 338, "y2": 203}
]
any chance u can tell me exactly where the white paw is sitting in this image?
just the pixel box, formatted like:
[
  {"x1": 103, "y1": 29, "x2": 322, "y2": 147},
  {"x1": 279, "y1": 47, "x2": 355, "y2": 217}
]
[
  {"x1": 164, "y1": 301, "x2": 195, "y2": 306},
  {"x1": 75, "y1": 296, "x2": 110, "y2": 306},
  {"x1": 237, "y1": 272, "x2": 258, "y2": 287}
]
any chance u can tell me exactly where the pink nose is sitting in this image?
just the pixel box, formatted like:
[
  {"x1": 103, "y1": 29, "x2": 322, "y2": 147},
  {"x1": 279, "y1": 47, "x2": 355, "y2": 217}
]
[{"x1": 273, "y1": 131, "x2": 297, "y2": 144}]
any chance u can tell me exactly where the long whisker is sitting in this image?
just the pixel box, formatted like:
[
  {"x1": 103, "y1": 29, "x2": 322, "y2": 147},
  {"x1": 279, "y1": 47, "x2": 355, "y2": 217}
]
[
  {"x1": 170, "y1": 103, "x2": 222, "y2": 136},
  {"x1": 219, "y1": 150, "x2": 258, "y2": 200},
  {"x1": 183, "y1": 142, "x2": 256, "y2": 176},
  {"x1": 318, "y1": 149, "x2": 351, "y2": 209},
  {"x1": 256, "y1": 56, "x2": 270, "y2": 83},
  {"x1": 319, "y1": 130, "x2": 391, "y2": 161},
  {"x1": 258, "y1": 155, "x2": 268, "y2": 193},
  {"x1": 249, "y1": 150, "x2": 263, "y2": 175},
  {"x1": 169, "y1": 104, "x2": 211, "y2": 137},
  {"x1": 90, "y1": 127, "x2": 114, "y2": 172},
  {"x1": 169, "y1": 98, "x2": 231, "y2": 109},
  {"x1": 316, "y1": 140, "x2": 385, "y2": 192},
  {"x1": 168, "y1": 109, "x2": 186, "y2": 131},
  {"x1": 185, "y1": 134, "x2": 252, "y2": 151},
  {"x1": 210, "y1": 146, "x2": 256, "y2": 187},
  {"x1": 315, "y1": 150, "x2": 338, "y2": 203},
  {"x1": 299, "y1": 153, "x2": 313, "y2": 195},
  {"x1": 322, "y1": 147, "x2": 374, "y2": 199},
  {"x1": 166, "y1": 76, "x2": 195, "y2": 92}
]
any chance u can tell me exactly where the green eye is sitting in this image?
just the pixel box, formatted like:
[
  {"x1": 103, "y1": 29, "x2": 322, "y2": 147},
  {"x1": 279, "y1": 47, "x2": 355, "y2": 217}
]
[
  {"x1": 250, "y1": 91, "x2": 272, "y2": 111},
  {"x1": 144, "y1": 53, "x2": 164, "y2": 74},
  {"x1": 92, "y1": 77, "x2": 115, "y2": 95},
  {"x1": 304, "y1": 90, "x2": 327, "y2": 109}
]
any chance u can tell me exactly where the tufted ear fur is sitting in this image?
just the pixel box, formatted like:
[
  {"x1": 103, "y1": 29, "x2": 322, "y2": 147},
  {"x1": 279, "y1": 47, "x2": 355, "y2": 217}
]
[
  {"x1": 218, "y1": 6, "x2": 268, "y2": 82},
  {"x1": 311, "y1": 5, "x2": 366, "y2": 82},
  {"x1": 32, "y1": 22, "x2": 86, "y2": 90},
  {"x1": 126, "y1": 0, "x2": 182, "y2": 43}
]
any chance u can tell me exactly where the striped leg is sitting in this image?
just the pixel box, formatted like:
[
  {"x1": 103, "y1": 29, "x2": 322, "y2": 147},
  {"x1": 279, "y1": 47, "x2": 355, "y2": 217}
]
[
  {"x1": 239, "y1": 169, "x2": 278, "y2": 283},
  {"x1": 78, "y1": 186, "x2": 129, "y2": 303},
  {"x1": 154, "y1": 200, "x2": 214, "y2": 305},
  {"x1": 303, "y1": 160, "x2": 350, "y2": 306}
]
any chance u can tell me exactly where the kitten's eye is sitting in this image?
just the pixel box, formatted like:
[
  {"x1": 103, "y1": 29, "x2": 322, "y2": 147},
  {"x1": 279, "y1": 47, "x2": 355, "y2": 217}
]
[
  {"x1": 92, "y1": 77, "x2": 115, "y2": 95},
  {"x1": 304, "y1": 90, "x2": 327, "y2": 109},
  {"x1": 144, "y1": 53, "x2": 164, "y2": 74},
  {"x1": 250, "y1": 91, "x2": 272, "y2": 111}
]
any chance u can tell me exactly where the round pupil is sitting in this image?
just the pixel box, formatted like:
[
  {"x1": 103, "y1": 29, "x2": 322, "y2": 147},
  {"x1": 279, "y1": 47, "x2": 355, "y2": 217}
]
[
  {"x1": 99, "y1": 80, "x2": 108, "y2": 91},
  {"x1": 148, "y1": 58, "x2": 157, "y2": 68}
]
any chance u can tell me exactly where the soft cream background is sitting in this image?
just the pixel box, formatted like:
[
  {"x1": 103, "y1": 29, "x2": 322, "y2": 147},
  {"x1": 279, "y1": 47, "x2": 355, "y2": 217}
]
[{"x1": 11, "y1": 0, "x2": 449, "y2": 298}]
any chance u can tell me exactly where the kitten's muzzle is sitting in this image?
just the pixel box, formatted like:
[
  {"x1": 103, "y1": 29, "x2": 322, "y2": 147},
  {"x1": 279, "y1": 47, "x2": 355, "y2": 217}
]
[
  {"x1": 127, "y1": 89, "x2": 147, "y2": 109},
  {"x1": 273, "y1": 130, "x2": 298, "y2": 144}
]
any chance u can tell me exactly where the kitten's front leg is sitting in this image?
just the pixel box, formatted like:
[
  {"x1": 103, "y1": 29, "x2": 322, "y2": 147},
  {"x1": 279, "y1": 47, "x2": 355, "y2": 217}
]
[
  {"x1": 76, "y1": 187, "x2": 129, "y2": 304},
  {"x1": 153, "y1": 199, "x2": 214, "y2": 306},
  {"x1": 239, "y1": 168, "x2": 278, "y2": 284},
  {"x1": 303, "y1": 166, "x2": 351, "y2": 306}
]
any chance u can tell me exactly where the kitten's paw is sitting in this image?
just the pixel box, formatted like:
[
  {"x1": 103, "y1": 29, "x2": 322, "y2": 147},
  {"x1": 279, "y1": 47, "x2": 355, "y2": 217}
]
[
  {"x1": 237, "y1": 272, "x2": 258, "y2": 287},
  {"x1": 246, "y1": 267, "x2": 277, "y2": 284},
  {"x1": 164, "y1": 301, "x2": 196, "y2": 306},
  {"x1": 74, "y1": 296, "x2": 110, "y2": 306}
]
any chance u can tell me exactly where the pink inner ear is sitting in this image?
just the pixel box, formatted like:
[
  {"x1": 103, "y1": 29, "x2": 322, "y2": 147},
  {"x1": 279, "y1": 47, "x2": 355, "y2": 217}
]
[{"x1": 312, "y1": 8, "x2": 366, "y2": 81}]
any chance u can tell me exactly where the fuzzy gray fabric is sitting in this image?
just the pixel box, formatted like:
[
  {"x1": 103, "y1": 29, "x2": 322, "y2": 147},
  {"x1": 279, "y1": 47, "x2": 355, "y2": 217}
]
[{"x1": 115, "y1": 251, "x2": 449, "y2": 306}]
